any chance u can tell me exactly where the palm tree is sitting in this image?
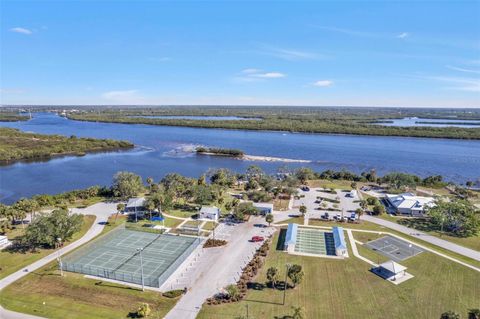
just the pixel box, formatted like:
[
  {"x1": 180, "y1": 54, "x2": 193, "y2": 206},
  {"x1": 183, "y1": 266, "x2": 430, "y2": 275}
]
[
  {"x1": 359, "y1": 199, "x2": 368, "y2": 210},
  {"x1": 146, "y1": 177, "x2": 154, "y2": 192},
  {"x1": 266, "y1": 266, "x2": 278, "y2": 288},
  {"x1": 299, "y1": 205, "x2": 307, "y2": 217},
  {"x1": 291, "y1": 306, "x2": 305, "y2": 319},
  {"x1": 145, "y1": 199, "x2": 155, "y2": 220},
  {"x1": 265, "y1": 213, "x2": 274, "y2": 226},
  {"x1": 115, "y1": 203, "x2": 125, "y2": 223},
  {"x1": 355, "y1": 208, "x2": 364, "y2": 221}
]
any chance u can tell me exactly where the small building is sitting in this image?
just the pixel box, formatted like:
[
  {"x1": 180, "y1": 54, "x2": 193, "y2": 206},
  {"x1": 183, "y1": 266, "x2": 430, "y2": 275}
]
[
  {"x1": 346, "y1": 189, "x2": 358, "y2": 199},
  {"x1": 199, "y1": 206, "x2": 220, "y2": 221},
  {"x1": 332, "y1": 226, "x2": 348, "y2": 257},
  {"x1": 384, "y1": 193, "x2": 435, "y2": 216},
  {"x1": 253, "y1": 202, "x2": 274, "y2": 215},
  {"x1": 284, "y1": 223, "x2": 298, "y2": 253},
  {"x1": 125, "y1": 197, "x2": 147, "y2": 214},
  {"x1": 373, "y1": 260, "x2": 408, "y2": 281},
  {"x1": 0, "y1": 235, "x2": 11, "y2": 250}
]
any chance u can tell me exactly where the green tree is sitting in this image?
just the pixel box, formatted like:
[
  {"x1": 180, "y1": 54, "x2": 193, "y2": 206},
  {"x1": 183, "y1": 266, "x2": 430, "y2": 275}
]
[
  {"x1": 115, "y1": 203, "x2": 125, "y2": 223},
  {"x1": 359, "y1": 199, "x2": 368, "y2": 210},
  {"x1": 23, "y1": 208, "x2": 83, "y2": 251},
  {"x1": 146, "y1": 177, "x2": 154, "y2": 192},
  {"x1": 372, "y1": 204, "x2": 385, "y2": 215},
  {"x1": 266, "y1": 266, "x2": 278, "y2": 288},
  {"x1": 295, "y1": 167, "x2": 315, "y2": 184},
  {"x1": 287, "y1": 264, "x2": 304, "y2": 288},
  {"x1": 355, "y1": 208, "x2": 364, "y2": 220},
  {"x1": 235, "y1": 202, "x2": 257, "y2": 219},
  {"x1": 428, "y1": 199, "x2": 480, "y2": 237},
  {"x1": 144, "y1": 198, "x2": 156, "y2": 220},
  {"x1": 136, "y1": 303, "x2": 151, "y2": 318},
  {"x1": 265, "y1": 213, "x2": 274, "y2": 226},
  {"x1": 299, "y1": 205, "x2": 307, "y2": 217},
  {"x1": 350, "y1": 182, "x2": 357, "y2": 189},
  {"x1": 440, "y1": 311, "x2": 460, "y2": 319},
  {"x1": 225, "y1": 284, "x2": 239, "y2": 299},
  {"x1": 13, "y1": 198, "x2": 40, "y2": 225},
  {"x1": 112, "y1": 171, "x2": 144, "y2": 200},
  {"x1": 291, "y1": 306, "x2": 305, "y2": 319},
  {"x1": 468, "y1": 309, "x2": 480, "y2": 319}
]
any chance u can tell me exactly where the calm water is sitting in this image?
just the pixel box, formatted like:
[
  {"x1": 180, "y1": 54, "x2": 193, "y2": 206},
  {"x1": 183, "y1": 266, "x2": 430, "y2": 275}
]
[
  {"x1": 1, "y1": 113, "x2": 479, "y2": 204},
  {"x1": 129, "y1": 115, "x2": 262, "y2": 121},
  {"x1": 375, "y1": 117, "x2": 480, "y2": 128}
]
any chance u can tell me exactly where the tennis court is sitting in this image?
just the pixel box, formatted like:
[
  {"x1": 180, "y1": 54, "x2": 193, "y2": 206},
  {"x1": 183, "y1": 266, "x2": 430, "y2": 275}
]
[
  {"x1": 365, "y1": 235, "x2": 423, "y2": 262},
  {"x1": 62, "y1": 226, "x2": 201, "y2": 288},
  {"x1": 294, "y1": 228, "x2": 335, "y2": 256}
]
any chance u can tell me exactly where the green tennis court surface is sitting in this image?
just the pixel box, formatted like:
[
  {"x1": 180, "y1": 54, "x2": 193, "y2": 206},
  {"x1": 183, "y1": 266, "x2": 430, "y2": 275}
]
[
  {"x1": 62, "y1": 227, "x2": 200, "y2": 288},
  {"x1": 294, "y1": 228, "x2": 335, "y2": 256}
]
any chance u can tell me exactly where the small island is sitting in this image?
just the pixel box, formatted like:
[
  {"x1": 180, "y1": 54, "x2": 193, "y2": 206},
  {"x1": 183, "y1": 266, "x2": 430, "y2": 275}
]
[
  {"x1": 0, "y1": 127, "x2": 134, "y2": 164},
  {"x1": 195, "y1": 146, "x2": 244, "y2": 157}
]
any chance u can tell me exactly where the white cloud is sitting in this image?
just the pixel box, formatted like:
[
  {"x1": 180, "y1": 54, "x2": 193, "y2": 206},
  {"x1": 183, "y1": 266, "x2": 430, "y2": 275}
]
[
  {"x1": 101, "y1": 90, "x2": 146, "y2": 103},
  {"x1": 257, "y1": 45, "x2": 323, "y2": 61},
  {"x1": 422, "y1": 75, "x2": 480, "y2": 92},
  {"x1": 397, "y1": 32, "x2": 410, "y2": 39},
  {"x1": 234, "y1": 69, "x2": 286, "y2": 82},
  {"x1": 446, "y1": 65, "x2": 480, "y2": 74},
  {"x1": 9, "y1": 27, "x2": 33, "y2": 35},
  {"x1": 252, "y1": 72, "x2": 286, "y2": 79},
  {"x1": 313, "y1": 80, "x2": 333, "y2": 87}
]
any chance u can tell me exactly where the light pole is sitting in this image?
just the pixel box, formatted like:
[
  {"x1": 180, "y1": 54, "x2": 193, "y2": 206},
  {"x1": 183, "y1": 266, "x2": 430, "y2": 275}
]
[
  {"x1": 57, "y1": 237, "x2": 63, "y2": 277},
  {"x1": 137, "y1": 248, "x2": 145, "y2": 291},
  {"x1": 283, "y1": 263, "x2": 291, "y2": 305}
]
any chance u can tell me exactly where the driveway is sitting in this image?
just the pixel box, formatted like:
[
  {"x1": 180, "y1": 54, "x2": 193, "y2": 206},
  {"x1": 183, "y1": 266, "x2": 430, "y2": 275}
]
[
  {"x1": 363, "y1": 215, "x2": 480, "y2": 261},
  {"x1": 164, "y1": 216, "x2": 276, "y2": 319},
  {"x1": 0, "y1": 202, "x2": 117, "y2": 319}
]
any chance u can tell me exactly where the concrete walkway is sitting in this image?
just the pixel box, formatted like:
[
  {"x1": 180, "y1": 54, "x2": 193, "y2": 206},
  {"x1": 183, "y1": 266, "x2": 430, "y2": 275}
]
[
  {"x1": 363, "y1": 215, "x2": 480, "y2": 261},
  {"x1": 0, "y1": 202, "x2": 117, "y2": 319}
]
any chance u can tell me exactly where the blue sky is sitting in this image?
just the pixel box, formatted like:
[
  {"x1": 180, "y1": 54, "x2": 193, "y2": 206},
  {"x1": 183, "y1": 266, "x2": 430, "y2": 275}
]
[{"x1": 1, "y1": 1, "x2": 479, "y2": 107}]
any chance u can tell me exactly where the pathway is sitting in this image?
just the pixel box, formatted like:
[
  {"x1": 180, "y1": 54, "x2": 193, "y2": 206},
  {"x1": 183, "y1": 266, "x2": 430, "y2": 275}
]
[
  {"x1": 362, "y1": 215, "x2": 480, "y2": 261},
  {"x1": 0, "y1": 202, "x2": 117, "y2": 319}
]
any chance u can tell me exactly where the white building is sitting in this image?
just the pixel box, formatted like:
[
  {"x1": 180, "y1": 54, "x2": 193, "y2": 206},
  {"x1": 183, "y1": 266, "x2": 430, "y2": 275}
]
[
  {"x1": 385, "y1": 193, "x2": 435, "y2": 216},
  {"x1": 0, "y1": 235, "x2": 11, "y2": 250},
  {"x1": 332, "y1": 227, "x2": 348, "y2": 257},
  {"x1": 199, "y1": 206, "x2": 220, "y2": 221},
  {"x1": 125, "y1": 197, "x2": 147, "y2": 214},
  {"x1": 253, "y1": 202, "x2": 274, "y2": 215}
]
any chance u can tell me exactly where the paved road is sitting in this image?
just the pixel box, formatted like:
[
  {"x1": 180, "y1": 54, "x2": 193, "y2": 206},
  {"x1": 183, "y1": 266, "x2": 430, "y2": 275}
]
[
  {"x1": 164, "y1": 216, "x2": 276, "y2": 319},
  {"x1": 363, "y1": 215, "x2": 480, "y2": 261},
  {"x1": 0, "y1": 202, "x2": 117, "y2": 319}
]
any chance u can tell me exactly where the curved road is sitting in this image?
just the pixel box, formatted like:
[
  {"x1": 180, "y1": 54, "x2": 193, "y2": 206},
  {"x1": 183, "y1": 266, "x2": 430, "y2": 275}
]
[{"x1": 0, "y1": 202, "x2": 118, "y2": 319}]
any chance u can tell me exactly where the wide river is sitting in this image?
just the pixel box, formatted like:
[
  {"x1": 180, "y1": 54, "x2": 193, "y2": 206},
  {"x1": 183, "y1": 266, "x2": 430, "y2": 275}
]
[{"x1": 1, "y1": 113, "x2": 479, "y2": 204}]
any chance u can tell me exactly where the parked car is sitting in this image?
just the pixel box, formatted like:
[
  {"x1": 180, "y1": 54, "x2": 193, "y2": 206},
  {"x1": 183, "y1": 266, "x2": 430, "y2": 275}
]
[
  {"x1": 301, "y1": 186, "x2": 310, "y2": 191},
  {"x1": 251, "y1": 236, "x2": 265, "y2": 242}
]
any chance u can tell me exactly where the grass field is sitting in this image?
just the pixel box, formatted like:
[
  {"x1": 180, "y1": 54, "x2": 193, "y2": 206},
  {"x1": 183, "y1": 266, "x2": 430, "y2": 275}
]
[
  {"x1": 0, "y1": 263, "x2": 178, "y2": 319},
  {"x1": 0, "y1": 215, "x2": 96, "y2": 280},
  {"x1": 197, "y1": 232, "x2": 480, "y2": 319}
]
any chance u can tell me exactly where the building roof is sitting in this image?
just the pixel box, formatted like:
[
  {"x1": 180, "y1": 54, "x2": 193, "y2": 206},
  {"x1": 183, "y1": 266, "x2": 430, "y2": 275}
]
[
  {"x1": 285, "y1": 223, "x2": 298, "y2": 245},
  {"x1": 253, "y1": 202, "x2": 274, "y2": 210},
  {"x1": 379, "y1": 260, "x2": 407, "y2": 274},
  {"x1": 332, "y1": 226, "x2": 347, "y2": 250},
  {"x1": 200, "y1": 206, "x2": 220, "y2": 215},
  {"x1": 0, "y1": 235, "x2": 7, "y2": 240},
  {"x1": 386, "y1": 193, "x2": 435, "y2": 210},
  {"x1": 126, "y1": 197, "x2": 146, "y2": 208}
]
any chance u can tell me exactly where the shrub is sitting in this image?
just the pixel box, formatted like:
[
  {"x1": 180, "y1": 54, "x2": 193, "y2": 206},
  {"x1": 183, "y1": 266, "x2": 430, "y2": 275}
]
[{"x1": 163, "y1": 290, "x2": 184, "y2": 298}]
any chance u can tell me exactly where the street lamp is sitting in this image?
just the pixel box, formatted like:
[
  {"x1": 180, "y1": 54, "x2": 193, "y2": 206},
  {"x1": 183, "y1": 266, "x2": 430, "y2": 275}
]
[
  {"x1": 283, "y1": 263, "x2": 291, "y2": 305},
  {"x1": 57, "y1": 237, "x2": 63, "y2": 277},
  {"x1": 137, "y1": 248, "x2": 145, "y2": 291}
]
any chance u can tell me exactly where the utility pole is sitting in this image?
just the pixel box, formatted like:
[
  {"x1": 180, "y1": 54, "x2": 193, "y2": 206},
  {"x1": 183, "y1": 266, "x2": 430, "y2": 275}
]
[
  {"x1": 283, "y1": 263, "x2": 291, "y2": 305},
  {"x1": 137, "y1": 248, "x2": 145, "y2": 291}
]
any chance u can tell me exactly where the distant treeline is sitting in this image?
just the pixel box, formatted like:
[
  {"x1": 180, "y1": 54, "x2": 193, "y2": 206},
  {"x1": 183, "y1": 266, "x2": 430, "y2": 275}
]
[
  {"x1": 0, "y1": 127, "x2": 134, "y2": 164},
  {"x1": 67, "y1": 112, "x2": 480, "y2": 140},
  {"x1": 0, "y1": 112, "x2": 28, "y2": 122},
  {"x1": 196, "y1": 147, "x2": 244, "y2": 157},
  {"x1": 416, "y1": 121, "x2": 480, "y2": 126}
]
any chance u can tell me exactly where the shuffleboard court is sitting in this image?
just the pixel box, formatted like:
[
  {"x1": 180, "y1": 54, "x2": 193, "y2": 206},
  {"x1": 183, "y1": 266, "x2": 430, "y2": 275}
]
[
  {"x1": 62, "y1": 226, "x2": 201, "y2": 288},
  {"x1": 294, "y1": 228, "x2": 335, "y2": 256},
  {"x1": 365, "y1": 235, "x2": 423, "y2": 262}
]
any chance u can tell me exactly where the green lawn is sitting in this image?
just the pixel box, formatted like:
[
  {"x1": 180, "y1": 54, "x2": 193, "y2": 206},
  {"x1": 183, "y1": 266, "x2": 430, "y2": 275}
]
[
  {"x1": 0, "y1": 215, "x2": 96, "y2": 280},
  {"x1": 202, "y1": 221, "x2": 217, "y2": 231},
  {"x1": 0, "y1": 263, "x2": 178, "y2": 319},
  {"x1": 197, "y1": 232, "x2": 480, "y2": 319}
]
